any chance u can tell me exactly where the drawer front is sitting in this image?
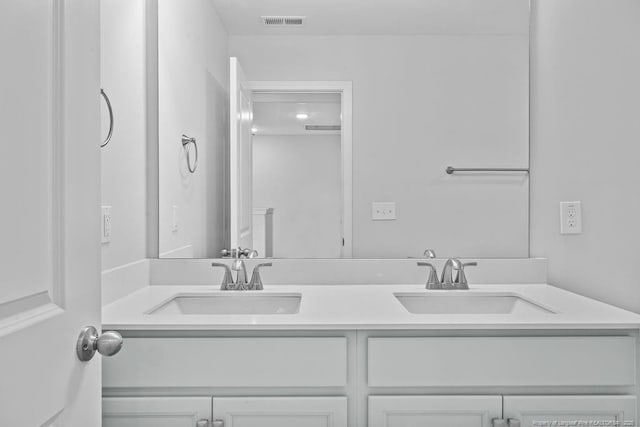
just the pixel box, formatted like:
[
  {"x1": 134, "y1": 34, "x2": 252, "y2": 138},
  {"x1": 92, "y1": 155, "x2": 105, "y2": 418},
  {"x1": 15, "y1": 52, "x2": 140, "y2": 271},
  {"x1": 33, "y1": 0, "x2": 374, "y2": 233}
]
[
  {"x1": 368, "y1": 336, "x2": 636, "y2": 387},
  {"x1": 103, "y1": 397, "x2": 211, "y2": 427},
  {"x1": 212, "y1": 396, "x2": 348, "y2": 427},
  {"x1": 104, "y1": 337, "x2": 348, "y2": 388}
]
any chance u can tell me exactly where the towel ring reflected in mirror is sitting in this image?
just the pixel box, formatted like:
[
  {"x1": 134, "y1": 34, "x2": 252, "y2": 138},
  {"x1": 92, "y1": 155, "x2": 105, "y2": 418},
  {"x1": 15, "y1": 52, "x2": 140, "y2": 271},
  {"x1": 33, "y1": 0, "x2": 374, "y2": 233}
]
[
  {"x1": 182, "y1": 134, "x2": 198, "y2": 173},
  {"x1": 100, "y1": 88, "x2": 114, "y2": 148}
]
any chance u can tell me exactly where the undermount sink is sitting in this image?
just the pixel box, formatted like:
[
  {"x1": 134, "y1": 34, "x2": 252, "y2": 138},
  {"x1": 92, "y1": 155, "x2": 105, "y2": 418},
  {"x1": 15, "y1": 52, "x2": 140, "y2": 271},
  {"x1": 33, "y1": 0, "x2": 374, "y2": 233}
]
[
  {"x1": 394, "y1": 292, "x2": 555, "y2": 315},
  {"x1": 146, "y1": 292, "x2": 302, "y2": 315}
]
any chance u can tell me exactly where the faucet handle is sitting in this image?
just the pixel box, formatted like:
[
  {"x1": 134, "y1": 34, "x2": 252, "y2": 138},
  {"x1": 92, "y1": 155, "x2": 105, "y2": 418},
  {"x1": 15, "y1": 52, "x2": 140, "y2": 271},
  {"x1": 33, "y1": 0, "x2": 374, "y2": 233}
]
[
  {"x1": 249, "y1": 263, "x2": 272, "y2": 290},
  {"x1": 246, "y1": 249, "x2": 259, "y2": 259},
  {"x1": 453, "y1": 261, "x2": 478, "y2": 290},
  {"x1": 211, "y1": 262, "x2": 235, "y2": 290},
  {"x1": 423, "y1": 249, "x2": 436, "y2": 259},
  {"x1": 417, "y1": 262, "x2": 442, "y2": 290}
]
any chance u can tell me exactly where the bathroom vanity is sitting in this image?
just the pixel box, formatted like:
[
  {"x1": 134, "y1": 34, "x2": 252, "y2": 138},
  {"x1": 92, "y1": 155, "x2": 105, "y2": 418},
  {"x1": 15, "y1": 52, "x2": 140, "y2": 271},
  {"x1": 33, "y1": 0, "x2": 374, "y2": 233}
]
[{"x1": 102, "y1": 276, "x2": 640, "y2": 427}]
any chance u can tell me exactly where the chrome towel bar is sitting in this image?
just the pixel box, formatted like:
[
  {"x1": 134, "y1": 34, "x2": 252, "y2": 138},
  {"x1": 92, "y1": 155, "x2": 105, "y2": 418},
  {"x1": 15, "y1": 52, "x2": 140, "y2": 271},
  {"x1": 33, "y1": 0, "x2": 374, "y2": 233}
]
[{"x1": 446, "y1": 166, "x2": 529, "y2": 174}]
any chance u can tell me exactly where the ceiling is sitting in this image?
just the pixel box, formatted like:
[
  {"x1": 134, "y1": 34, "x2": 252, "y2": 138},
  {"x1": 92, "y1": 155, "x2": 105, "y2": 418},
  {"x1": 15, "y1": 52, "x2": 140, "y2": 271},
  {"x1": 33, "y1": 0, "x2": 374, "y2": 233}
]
[
  {"x1": 211, "y1": 0, "x2": 529, "y2": 36},
  {"x1": 253, "y1": 93, "x2": 341, "y2": 136}
]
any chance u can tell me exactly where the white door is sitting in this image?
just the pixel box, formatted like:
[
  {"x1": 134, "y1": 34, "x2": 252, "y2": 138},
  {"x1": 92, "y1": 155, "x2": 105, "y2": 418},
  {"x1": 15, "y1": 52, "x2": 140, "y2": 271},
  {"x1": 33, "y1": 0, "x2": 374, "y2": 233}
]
[
  {"x1": 0, "y1": 0, "x2": 103, "y2": 425},
  {"x1": 368, "y1": 396, "x2": 502, "y2": 427},
  {"x1": 229, "y1": 57, "x2": 254, "y2": 250},
  {"x1": 503, "y1": 395, "x2": 637, "y2": 427},
  {"x1": 103, "y1": 397, "x2": 211, "y2": 427},
  {"x1": 213, "y1": 396, "x2": 348, "y2": 427}
]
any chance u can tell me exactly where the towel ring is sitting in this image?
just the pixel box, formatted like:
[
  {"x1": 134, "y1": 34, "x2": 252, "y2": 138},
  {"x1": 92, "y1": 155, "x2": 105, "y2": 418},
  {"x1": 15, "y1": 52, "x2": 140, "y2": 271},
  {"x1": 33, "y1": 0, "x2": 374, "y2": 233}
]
[
  {"x1": 100, "y1": 89, "x2": 114, "y2": 148},
  {"x1": 182, "y1": 134, "x2": 198, "y2": 173}
]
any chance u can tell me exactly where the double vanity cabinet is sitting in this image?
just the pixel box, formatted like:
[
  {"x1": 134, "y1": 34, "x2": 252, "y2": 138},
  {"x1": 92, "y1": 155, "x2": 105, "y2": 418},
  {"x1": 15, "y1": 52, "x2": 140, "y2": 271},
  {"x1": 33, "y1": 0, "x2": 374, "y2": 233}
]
[
  {"x1": 102, "y1": 330, "x2": 638, "y2": 427},
  {"x1": 101, "y1": 284, "x2": 640, "y2": 426}
]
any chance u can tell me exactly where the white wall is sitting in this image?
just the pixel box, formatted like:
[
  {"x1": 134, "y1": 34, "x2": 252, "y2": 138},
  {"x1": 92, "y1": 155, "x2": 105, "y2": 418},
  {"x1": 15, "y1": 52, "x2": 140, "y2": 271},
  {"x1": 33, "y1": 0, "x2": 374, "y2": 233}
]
[
  {"x1": 158, "y1": 0, "x2": 229, "y2": 258},
  {"x1": 530, "y1": 0, "x2": 640, "y2": 313},
  {"x1": 100, "y1": 0, "x2": 147, "y2": 271},
  {"x1": 253, "y1": 135, "x2": 342, "y2": 258},
  {"x1": 230, "y1": 34, "x2": 529, "y2": 258}
]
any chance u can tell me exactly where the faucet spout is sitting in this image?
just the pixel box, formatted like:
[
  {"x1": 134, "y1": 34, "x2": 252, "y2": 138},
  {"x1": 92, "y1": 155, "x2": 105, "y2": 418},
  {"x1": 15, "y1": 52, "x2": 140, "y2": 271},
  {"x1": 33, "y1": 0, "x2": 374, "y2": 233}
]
[
  {"x1": 440, "y1": 258, "x2": 462, "y2": 288},
  {"x1": 231, "y1": 254, "x2": 248, "y2": 289}
]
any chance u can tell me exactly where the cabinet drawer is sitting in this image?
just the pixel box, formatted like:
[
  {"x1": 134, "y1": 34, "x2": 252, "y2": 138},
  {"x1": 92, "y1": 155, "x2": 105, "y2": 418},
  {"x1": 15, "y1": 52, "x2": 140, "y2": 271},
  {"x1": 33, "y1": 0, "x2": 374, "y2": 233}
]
[
  {"x1": 104, "y1": 337, "x2": 347, "y2": 388},
  {"x1": 103, "y1": 397, "x2": 211, "y2": 427},
  {"x1": 213, "y1": 396, "x2": 348, "y2": 427},
  {"x1": 368, "y1": 336, "x2": 636, "y2": 387}
]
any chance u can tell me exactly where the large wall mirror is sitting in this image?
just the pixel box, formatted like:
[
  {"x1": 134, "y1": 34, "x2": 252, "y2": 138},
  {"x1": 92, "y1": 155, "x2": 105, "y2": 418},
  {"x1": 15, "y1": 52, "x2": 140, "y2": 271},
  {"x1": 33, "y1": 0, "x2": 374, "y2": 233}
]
[{"x1": 155, "y1": 0, "x2": 530, "y2": 260}]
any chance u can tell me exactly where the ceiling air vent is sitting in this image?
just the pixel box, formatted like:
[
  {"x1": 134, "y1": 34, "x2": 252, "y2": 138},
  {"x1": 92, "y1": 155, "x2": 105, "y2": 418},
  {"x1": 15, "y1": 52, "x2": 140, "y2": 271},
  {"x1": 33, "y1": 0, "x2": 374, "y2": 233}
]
[
  {"x1": 305, "y1": 125, "x2": 341, "y2": 131},
  {"x1": 262, "y1": 16, "x2": 306, "y2": 27}
]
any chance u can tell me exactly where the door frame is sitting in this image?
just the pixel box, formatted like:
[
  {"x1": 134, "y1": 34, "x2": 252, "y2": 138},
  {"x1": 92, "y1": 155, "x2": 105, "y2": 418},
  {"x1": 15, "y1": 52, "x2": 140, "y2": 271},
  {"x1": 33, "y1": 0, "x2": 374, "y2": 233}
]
[{"x1": 249, "y1": 81, "x2": 353, "y2": 258}]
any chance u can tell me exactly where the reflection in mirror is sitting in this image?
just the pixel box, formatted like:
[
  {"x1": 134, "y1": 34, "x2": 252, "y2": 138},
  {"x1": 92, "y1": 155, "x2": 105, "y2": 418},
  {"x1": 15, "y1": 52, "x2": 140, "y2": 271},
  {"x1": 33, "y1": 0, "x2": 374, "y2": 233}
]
[
  {"x1": 153, "y1": 0, "x2": 530, "y2": 260},
  {"x1": 253, "y1": 92, "x2": 344, "y2": 258}
]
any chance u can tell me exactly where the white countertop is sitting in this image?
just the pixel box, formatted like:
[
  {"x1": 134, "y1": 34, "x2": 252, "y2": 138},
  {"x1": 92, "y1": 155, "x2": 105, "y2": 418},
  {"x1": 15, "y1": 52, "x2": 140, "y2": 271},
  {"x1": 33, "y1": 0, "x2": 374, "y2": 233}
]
[{"x1": 102, "y1": 283, "x2": 640, "y2": 330}]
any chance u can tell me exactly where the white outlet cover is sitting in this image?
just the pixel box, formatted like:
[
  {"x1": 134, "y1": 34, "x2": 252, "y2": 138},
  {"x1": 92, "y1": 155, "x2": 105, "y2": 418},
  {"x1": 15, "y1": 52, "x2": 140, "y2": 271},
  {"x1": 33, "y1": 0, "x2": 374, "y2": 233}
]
[
  {"x1": 101, "y1": 205, "x2": 112, "y2": 243},
  {"x1": 560, "y1": 201, "x2": 582, "y2": 235},
  {"x1": 372, "y1": 202, "x2": 396, "y2": 221}
]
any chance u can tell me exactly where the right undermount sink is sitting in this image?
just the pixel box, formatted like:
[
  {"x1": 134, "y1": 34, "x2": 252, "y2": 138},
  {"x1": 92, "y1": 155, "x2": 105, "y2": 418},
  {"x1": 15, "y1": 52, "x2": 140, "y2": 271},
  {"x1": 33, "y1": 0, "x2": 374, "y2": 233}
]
[{"x1": 394, "y1": 292, "x2": 555, "y2": 315}]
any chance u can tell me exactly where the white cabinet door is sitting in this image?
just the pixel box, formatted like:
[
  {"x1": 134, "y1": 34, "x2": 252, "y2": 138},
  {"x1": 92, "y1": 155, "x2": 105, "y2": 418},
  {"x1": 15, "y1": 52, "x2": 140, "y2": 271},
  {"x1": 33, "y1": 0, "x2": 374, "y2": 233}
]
[
  {"x1": 103, "y1": 397, "x2": 211, "y2": 427},
  {"x1": 503, "y1": 396, "x2": 637, "y2": 427},
  {"x1": 212, "y1": 396, "x2": 348, "y2": 427},
  {"x1": 369, "y1": 395, "x2": 502, "y2": 427}
]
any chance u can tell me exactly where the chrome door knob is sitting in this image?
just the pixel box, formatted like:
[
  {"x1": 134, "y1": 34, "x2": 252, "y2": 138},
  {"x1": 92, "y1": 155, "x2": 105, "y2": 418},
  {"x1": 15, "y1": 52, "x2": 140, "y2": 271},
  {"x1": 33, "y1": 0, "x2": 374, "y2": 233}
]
[{"x1": 76, "y1": 326, "x2": 123, "y2": 361}]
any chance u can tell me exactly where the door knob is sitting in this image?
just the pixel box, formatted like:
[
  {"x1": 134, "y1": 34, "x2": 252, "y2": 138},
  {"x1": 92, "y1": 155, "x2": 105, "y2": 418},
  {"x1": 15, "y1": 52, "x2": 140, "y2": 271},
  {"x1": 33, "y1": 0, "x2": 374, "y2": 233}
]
[
  {"x1": 76, "y1": 326, "x2": 123, "y2": 361},
  {"x1": 196, "y1": 420, "x2": 210, "y2": 427}
]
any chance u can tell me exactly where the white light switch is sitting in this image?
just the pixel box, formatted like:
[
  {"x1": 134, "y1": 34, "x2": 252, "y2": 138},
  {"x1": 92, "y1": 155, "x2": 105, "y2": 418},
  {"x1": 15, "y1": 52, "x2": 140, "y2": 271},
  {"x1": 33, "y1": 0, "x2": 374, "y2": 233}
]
[
  {"x1": 172, "y1": 205, "x2": 179, "y2": 232},
  {"x1": 372, "y1": 202, "x2": 396, "y2": 221},
  {"x1": 101, "y1": 206, "x2": 112, "y2": 243},
  {"x1": 560, "y1": 201, "x2": 582, "y2": 234}
]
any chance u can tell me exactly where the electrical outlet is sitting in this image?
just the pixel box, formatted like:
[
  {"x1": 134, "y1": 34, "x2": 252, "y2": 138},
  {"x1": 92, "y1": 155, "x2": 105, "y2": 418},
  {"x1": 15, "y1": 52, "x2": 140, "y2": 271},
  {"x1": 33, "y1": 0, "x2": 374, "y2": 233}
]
[
  {"x1": 372, "y1": 202, "x2": 396, "y2": 221},
  {"x1": 101, "y1": 206, "x2": 112, "y2": 243},
  {"x1": 172, "y1": 205, "x2": 179, "y2": 232},
  {"x1": 560, "y1": 201, "x2": 582, "y2": 235}
]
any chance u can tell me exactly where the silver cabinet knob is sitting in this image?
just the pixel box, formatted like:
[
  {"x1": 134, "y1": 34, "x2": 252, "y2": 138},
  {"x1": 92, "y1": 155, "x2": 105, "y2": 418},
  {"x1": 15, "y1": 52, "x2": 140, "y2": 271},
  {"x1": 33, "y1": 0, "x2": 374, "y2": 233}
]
[
  {"x1": 76, "y1": 326, "x2": 123, "y2": 361},
  {"x1": 196, "y1": 420, "x2": 210, "y2": 427},
  {"x1": 212, "y1": 420, "x2": 224, "y2": 427}
]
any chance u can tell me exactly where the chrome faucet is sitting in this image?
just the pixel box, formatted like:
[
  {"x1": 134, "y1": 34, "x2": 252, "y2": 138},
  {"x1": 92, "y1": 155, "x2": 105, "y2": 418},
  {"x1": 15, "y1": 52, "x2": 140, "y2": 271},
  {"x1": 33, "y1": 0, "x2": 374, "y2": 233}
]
[
  {"x1": 216, "y1": 248, "x2": 265, "y2": 290},
  {"x1": 230, "y1": 248, "x2": 258, "y2": 290},
  {"x1": 440, "y1": 258, "x2": 462, "y2": 289},
  {"x1": 423, "y1": 249, "x2": 436, "y2": 259},
  {"x1": 440, "y1": 258, "x2": 477, "y2": 290},
  {"x1": 417, "y1": 262, "x2": 442, "y2": 289},
  {"x1": 454, "y1": 261, "x2": 477, "y2": 290},
  {"x1": 248, "y1": 263, "x2": 272, "y2": 290},
  {"x1": 232, "y1": 256, "x2": 249, "y2": 290},
  {"x1": 211, "y1": 262, "x2": 234, "y2": 290}
]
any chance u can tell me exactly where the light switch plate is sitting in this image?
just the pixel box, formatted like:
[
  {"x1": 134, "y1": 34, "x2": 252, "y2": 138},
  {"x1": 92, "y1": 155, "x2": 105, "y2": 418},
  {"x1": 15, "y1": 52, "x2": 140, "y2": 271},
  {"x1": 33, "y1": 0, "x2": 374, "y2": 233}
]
[
  {"x1": 560, "y1": 201, "x2": 582, "y2": 234},
  {"x1": 372, "y1": 202, "x2": 396, "y2": 221},
  {"x1": 101, "y1": 206, "x2": 112, "y2": 243}
]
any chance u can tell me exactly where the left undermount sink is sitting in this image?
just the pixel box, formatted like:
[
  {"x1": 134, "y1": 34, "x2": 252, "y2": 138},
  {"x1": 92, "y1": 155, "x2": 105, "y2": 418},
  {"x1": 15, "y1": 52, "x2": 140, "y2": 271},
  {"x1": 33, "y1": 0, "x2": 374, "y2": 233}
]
[
  {"x1": 394, "y1": 292, "x2": 555, "y2": 315},
  {"x1": 146, "y1": 292, "x2": 302, "y2": 315}
]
